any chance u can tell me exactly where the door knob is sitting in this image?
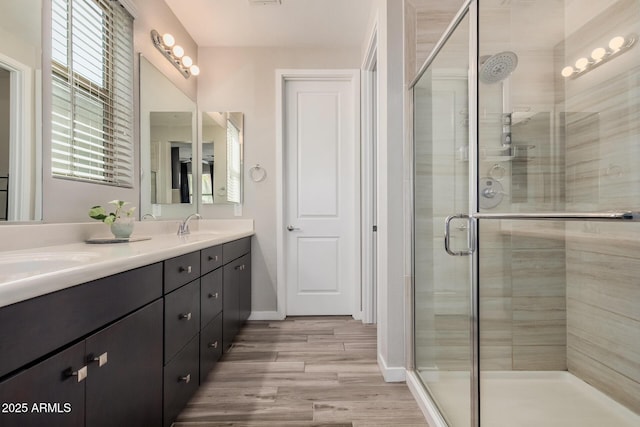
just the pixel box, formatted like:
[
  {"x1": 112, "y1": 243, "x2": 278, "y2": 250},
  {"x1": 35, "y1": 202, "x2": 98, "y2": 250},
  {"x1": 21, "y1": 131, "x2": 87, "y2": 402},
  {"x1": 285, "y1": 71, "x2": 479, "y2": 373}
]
[{"x1": 286, "y1": 225, "x2": 300, "y2": 231}]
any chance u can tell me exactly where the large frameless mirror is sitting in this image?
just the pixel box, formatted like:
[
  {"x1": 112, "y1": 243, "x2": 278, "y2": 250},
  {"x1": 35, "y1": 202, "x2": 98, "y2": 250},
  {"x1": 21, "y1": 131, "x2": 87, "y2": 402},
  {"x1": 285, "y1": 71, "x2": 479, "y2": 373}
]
[
  {"x1": 140, "y1": 55, "x2": 197, "y2": 219},
  {"x1": 201, "y1": 111, "x2": 243, "y2": 205},
  {"x1": 0, "y1": 0, "x2": 42, "y2": 222}
]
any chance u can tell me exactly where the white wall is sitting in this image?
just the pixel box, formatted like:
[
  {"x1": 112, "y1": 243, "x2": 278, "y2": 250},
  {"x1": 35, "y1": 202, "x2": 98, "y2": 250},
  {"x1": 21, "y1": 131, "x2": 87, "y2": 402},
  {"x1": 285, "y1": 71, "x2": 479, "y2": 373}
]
[
  {"x1": 197, "y1": 46, "x2": 361, "y2": 313},
  {"x1": 367, "y1": 0, "x2": 407, "y2": 380},
  {"x1": 43, "y1": 0, "x2": 197, "y2": 222},
  {"x1": 0, "y1": 71, "x2": 9, "y2": 176}
]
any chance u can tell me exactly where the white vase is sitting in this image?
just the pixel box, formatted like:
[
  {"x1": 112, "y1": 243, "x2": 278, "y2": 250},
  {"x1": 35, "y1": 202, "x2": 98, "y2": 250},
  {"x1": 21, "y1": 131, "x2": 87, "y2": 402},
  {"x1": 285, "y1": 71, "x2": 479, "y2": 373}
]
[{"x1": 110, "y1": 218, "x2": 134, "y2": 239}]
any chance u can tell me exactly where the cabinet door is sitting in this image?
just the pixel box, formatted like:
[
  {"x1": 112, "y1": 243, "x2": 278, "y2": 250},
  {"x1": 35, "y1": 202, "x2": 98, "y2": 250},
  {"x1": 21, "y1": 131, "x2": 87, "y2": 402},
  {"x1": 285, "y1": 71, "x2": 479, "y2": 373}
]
[
  {"x1": 0, "y1": 341, "x2": 85, "y2": 427},
  {"x1": 222, "y1": 261, "x2": 239, "y2": 352},
  {"x1": 238, "y1": 253, "x2": 252, "y2": 325},
  {"x1": 85, "y1": 300, "x2": 163, "y2": 427}
]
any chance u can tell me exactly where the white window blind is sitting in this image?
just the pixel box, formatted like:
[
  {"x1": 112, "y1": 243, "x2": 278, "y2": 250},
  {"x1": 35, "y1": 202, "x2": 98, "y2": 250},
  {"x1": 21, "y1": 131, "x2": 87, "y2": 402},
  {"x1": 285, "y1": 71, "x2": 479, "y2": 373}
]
[
  {"x1": 51, "y1": 0, "x2": 134, "y2": 187},
  {"x1": 226, "y1": 120, "x2": 241, "y2": 204}
]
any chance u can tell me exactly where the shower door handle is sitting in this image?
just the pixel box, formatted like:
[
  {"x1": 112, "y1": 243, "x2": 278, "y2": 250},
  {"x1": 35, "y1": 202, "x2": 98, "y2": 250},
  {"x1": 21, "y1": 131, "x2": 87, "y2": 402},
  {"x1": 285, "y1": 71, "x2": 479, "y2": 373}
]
[{"x1": 444, "y1": 214, "x2": 474, "y2": 256}]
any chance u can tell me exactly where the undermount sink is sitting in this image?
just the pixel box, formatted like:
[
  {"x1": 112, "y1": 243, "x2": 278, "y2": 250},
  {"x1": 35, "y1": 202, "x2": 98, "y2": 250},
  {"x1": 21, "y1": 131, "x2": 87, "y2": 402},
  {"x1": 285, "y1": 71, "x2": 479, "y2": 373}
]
[
  {"x1": 179, "y1": 231, "x2": 223, "y2": 241},
  {"x1": 0, "y1": 252, "x2": 102, "y2": 281}
]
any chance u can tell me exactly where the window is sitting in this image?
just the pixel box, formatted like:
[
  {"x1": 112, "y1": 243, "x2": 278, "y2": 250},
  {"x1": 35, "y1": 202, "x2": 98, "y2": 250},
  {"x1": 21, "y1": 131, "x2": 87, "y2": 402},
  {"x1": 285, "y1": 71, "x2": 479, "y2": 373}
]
[{"x1": 51, "y1": 0, "x2": 134, "y2": 187}]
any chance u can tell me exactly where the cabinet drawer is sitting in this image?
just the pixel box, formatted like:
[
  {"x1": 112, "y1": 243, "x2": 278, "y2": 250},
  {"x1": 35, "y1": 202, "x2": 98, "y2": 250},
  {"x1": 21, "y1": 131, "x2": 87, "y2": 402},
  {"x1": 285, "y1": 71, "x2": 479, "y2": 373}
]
[
  {"x1": 201, "y1": 245, "x2": 223, "y2": 274},
  {"x1": 222, "y1": 237, "x2": 251, "y2": 264},
  {"x1": 164, "y1": 251, "x2": 201, "y2": 293},
  {"x1": 164, "y1": 280, "x2": 200, "y2": 364},
  {"x1": 200, "y1": 268, "x2": 223, "y2": 327},
  {"x1": 200, "y1": 313, "x2": 223, "y2": 384},
  {"x1": 163, "y1": 336, "x2": 199, "y2": 427}
]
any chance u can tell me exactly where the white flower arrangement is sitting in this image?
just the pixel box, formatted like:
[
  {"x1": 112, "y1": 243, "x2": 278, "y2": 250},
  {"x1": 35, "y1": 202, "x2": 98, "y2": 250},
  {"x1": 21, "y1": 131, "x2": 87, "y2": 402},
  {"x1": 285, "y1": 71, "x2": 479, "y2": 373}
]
[{"x1": 88, "y1": 200, "x2": 136, "y2": 225}]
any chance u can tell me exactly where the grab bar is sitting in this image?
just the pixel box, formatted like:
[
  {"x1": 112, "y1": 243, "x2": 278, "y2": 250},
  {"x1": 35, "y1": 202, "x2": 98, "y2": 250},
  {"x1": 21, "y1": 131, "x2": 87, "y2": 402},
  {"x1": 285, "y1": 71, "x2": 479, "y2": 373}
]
[{"x1": 472, "y1": 211, "x2": 640, "y2": 221}]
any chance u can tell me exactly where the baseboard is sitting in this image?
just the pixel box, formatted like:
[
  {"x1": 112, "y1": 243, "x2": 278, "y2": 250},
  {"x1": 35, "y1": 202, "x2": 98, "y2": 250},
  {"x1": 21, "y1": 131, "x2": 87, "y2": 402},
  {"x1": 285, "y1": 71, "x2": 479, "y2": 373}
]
[
  {"x1": 377, "y1": 353, "x2": 406, "y2": 382},
  {"x1": 406, "y1": 370, "x2": 448, "y2": 427},
  {"x1": 247, "y1": 311, "x2": 285, "y2": 321}
]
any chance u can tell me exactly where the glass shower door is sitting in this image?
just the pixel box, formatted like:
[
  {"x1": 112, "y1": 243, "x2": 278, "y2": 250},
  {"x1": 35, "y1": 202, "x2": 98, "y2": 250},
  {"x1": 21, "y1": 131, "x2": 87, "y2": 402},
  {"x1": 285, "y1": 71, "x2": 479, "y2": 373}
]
[
  {"x1": 413, "y1": 10, "x2": 473, "y2": 427},
  {"x1": 476, "y1": 0, "x2": 640, "y2": 426}
]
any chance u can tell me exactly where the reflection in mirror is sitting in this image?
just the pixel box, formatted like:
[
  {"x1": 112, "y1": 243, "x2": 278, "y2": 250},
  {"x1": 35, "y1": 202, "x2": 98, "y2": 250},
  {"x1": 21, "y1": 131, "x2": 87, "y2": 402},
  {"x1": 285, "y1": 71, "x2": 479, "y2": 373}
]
[
  {"x1": 140, "y1": 56, "x2": 197, "y2": 219},
  {"x1": 201, "y1": 112, "x2": 243, "y2": 204},
  {"x1": 0, "y1": 0, "x2": 42, "y2": 222},
  {"x1": 149, "y1": 112, "x2": 193, "y2": 204}
]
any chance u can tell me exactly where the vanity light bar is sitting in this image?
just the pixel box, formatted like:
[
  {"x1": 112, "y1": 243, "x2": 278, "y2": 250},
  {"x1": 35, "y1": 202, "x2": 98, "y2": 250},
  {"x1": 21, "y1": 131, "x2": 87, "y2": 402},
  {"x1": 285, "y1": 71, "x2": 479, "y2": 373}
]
[
  {"x1": 561, "y1": 33, "x2": 637, "y2": 79},
  {"x1": 150, "y1": 29, "x2": 200, "y2": 79}
]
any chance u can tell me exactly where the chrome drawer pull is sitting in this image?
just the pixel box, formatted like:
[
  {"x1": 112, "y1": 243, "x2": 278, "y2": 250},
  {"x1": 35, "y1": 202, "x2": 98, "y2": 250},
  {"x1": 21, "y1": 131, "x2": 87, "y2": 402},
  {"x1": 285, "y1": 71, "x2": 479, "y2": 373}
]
[
  {"x1": 208, "y1": 292, "x2": 219, "y2": 299},
  {"x1": 208, "y1": 255, "x2": 219, "y2": 261},
  {"x1": 208, "y1": 341, "x2": 218, "y2": 349},
  {"x1": 179, "y1": 312, "x2": 192, "y2": 321},
  {"x1": 66, "y1": 366, "x2": 88, "y2": 383},
  {"x1": 178, "y1": 374, "x2": 191, "y2": 383},
  {"x1": 179, "y1": 265, "x2": 192, "y2": 274}
]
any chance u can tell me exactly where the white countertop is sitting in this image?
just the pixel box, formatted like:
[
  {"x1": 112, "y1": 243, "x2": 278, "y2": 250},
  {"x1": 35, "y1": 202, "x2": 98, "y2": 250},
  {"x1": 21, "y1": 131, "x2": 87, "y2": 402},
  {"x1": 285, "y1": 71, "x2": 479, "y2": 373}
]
[{"x1": 0, "y1": 220, "x2": 254, "y2": 309}]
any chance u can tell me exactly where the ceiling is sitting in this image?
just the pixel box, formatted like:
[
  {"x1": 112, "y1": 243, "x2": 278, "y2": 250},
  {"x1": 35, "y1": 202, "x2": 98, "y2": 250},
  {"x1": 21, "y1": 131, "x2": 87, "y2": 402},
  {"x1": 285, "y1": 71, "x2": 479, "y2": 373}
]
[{"x1": 164, "y1": 0, "x2": 374, "y2": 48}]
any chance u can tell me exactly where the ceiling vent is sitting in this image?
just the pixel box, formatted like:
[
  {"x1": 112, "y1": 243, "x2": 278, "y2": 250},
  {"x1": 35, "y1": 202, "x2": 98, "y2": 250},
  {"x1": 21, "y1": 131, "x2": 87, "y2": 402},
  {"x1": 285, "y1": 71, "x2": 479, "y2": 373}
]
[{"x1": 248, "y1": 0, "x2": 282, "y2": 5}]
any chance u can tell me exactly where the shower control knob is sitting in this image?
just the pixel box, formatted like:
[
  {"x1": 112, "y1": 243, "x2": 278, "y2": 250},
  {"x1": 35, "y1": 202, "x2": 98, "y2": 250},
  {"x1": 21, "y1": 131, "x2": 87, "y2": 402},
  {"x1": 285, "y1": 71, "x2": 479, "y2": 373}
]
[{"x1": 479, "y1": 177, "x2": 505, "y2": 209}]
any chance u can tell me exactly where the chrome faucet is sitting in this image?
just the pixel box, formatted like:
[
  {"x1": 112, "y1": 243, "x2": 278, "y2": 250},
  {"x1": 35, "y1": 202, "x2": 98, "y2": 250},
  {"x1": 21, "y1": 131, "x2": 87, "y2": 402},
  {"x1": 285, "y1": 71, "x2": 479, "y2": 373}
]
[{"x1": 177, "y1": 213, "x2": 201, "y2": 235}]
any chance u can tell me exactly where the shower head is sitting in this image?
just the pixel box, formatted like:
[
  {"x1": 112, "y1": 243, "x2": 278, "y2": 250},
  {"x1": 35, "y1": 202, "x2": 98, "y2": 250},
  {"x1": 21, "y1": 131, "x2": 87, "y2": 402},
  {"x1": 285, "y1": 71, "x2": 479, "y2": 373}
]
[{"x1": 479, "y1": 51, "x2": 518, "y2": 84}]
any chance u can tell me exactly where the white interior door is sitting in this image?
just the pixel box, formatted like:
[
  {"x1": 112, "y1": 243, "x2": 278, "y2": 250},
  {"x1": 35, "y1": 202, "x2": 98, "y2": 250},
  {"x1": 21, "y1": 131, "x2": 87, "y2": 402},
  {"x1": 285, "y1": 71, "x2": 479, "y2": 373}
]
[{"x1": 283, "y1": 74, "x2": 359, "y2": 316}]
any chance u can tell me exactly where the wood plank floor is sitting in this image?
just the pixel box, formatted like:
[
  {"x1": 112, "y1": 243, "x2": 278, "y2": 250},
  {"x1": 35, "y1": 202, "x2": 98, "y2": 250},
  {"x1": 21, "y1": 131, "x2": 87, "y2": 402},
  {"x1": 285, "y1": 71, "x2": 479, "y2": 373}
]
[{"x1": 174, "y1": 316, "x2": 429, "y2": 427}]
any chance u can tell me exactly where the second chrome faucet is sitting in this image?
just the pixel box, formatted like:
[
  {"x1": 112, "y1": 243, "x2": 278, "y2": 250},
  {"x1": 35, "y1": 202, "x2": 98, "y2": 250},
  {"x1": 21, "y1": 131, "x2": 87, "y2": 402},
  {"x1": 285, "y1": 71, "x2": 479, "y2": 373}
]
[{"x1": 177, "y1": 213, "x2": 201, "y2": 235}]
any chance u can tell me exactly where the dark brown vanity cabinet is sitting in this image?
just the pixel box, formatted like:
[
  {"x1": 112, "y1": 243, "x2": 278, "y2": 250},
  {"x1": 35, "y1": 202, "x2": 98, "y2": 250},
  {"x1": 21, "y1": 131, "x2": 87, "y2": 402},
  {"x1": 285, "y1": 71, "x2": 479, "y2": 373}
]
[
  {"x1": 0, "y1": 265, "x2": 163, "y2": 427},
  {"x1": 0, "y1": 236, "x2": 251, "y2": 427},
  {"x1": 163, "y1": 237, "x2": 252, "y2": 427}
]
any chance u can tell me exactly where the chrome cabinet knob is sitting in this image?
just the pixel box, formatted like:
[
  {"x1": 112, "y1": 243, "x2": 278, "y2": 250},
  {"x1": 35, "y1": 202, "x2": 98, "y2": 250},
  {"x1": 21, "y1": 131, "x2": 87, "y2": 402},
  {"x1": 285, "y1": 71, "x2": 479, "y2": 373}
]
[
  {"x1": 208, "y1": 292, "x2": 219, "y2": 299},
  {"x1": 179, "y1": 312, "x2": 192, "y2": 321},
  {"x1": 208, "y1": 341, "x2": 218, "y2": 349},
  {"x1": 179, "y1": 265, "x2": 192, "y2": 274},
  {"x1": 178, "y1": 374, "x2": 191, "y2": 383},
  {"x1": 66, "y1": 366, "x2": 88, "y2": 383},
  {"x1": 89, "y1": 352, "x2": 108, "y2": 367}
]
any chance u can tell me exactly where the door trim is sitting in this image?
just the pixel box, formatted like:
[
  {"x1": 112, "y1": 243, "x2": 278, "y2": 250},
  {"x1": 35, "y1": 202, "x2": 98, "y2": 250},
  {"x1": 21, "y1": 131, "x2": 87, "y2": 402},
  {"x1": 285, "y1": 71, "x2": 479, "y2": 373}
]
[
  {"x1": 275, "y1": 69, "x2": 361, "y2": 319},
  {"x1": 361, "y1": 23, "x2": 378, "y2": 325},
  {"x1": 0, "y1": 53, "x2": 34, "y2": 221}
]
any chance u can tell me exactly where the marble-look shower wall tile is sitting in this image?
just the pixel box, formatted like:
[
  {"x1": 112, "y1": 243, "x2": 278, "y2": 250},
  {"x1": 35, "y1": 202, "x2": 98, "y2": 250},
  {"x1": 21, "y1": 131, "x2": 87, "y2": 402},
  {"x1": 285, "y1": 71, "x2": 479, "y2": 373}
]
[
  {"x1": 406, "y1": 0, "x2": 467, "y2": 82},
  {"x1": 513, "y1": 346, "x2": 566, "y2": 371},
  {"x1": 511, "y1": 249, "x2": 566, "y2": 297},
  {"x1": 561, "y1": 0, "x2": 640, "y2": 414}
]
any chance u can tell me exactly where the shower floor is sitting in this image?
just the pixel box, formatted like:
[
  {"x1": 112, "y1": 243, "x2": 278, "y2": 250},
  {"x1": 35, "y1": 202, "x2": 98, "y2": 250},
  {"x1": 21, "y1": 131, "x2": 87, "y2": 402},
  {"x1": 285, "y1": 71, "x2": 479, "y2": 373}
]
[{"x1": 419, "y1": 370, "x2": 639, "y2": 427}]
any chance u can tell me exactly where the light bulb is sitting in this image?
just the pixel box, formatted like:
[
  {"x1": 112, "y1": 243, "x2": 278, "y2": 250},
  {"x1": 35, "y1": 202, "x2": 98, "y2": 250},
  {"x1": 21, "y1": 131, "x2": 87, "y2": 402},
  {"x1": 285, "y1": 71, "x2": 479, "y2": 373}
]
[
  {"x1": 190, "y1": 65, "x2": 200, "y2": 76},
  {"x1": 575, "y1": 57, "x2": 589, "y2": 70},
  {"x1": 609, "y1": 36, "x2": 625, "y2": 51},
  {"x1": 591, "y1": 47, "x2": 606, "y2": 61},
  {"x1": 561, "y1": 66, "x2": 574, "y2": 77},
  {"x1": 172, "y1": 45, "x2": 184, "y2": 58},
  {"x1": 182, "y1": 55, "x2": 193, "y2": 67},
  {"x1": 162, "y1": 33, "x2": 175, "y2": 48}
]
